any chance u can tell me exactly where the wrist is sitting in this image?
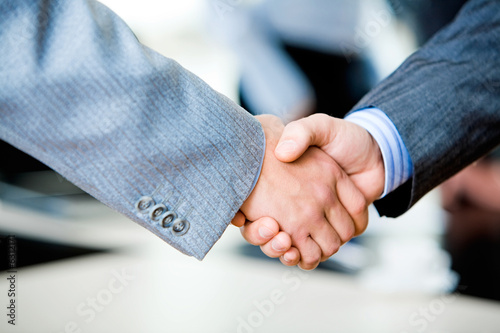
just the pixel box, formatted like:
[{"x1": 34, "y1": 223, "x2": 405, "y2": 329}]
[
  {"x1": 345, "y1": 108, "x2": 413, "y2": 198},
  {"x1": 368, "y1": 134, "x2": 386, "y2": 200},
  {"x1": 242, "y1": 115, "x2": 285, "y2": 216}
]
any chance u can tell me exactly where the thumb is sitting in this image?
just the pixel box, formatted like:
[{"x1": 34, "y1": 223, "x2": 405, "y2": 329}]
[{"x1": 274, "y1": 114, "x2": 335, "y2": 162}]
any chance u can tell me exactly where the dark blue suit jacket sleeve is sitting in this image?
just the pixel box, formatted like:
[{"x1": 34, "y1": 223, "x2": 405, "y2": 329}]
[{"x1": 353, "y1": 0, "x2": 500, "y2": 217}]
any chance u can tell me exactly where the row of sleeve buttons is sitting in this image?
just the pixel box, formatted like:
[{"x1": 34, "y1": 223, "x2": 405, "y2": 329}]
[{"x1": 135, "y1": 196, "x2": 190, "y2": 236}]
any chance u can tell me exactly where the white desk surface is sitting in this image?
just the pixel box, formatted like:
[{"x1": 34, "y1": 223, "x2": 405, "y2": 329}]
[{"x1": 0, "y1": 201, "x2": 499, "y2": 333}]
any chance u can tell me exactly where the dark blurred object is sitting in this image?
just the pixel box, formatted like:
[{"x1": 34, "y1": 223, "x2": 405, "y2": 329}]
[
  {"x1": 0, "y1": 234, "x2": 104, "y2": 271},
  {"x1": 387, "y1": 0, "x2": 500, "y2": 301},
  {"x1": 0, "y1": 141, "x2": 103, "y2": 269},
  {"x1": 0, "y1": 140, "x2": 93, "y2": 217},
  {"x1": 0, "y1": 140, "x2": 50, "y2": 176},
  {"x1": 240, "y1": 44, "x2": 372, "y2": 119},
  {"x1": 441, "y1": 156, "x2": 500, "y2": 301},
  {"x1": 388, "y1": 0, "x2": 468, "y2": 45}
]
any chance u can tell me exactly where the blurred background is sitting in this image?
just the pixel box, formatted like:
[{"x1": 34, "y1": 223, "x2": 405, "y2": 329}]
[{"x1": 1, "y1": 0, "x2": 500, "y2": 332}]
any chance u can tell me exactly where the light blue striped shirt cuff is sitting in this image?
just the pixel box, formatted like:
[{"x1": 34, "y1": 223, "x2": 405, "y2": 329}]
[{"x1": 345, "y1": 108, "x2": 413, "y2": 198}]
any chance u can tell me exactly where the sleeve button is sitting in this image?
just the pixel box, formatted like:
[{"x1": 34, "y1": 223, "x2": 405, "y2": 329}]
[
  {"x1": 135, "y1": 196, "x2": 155, "y2": 213},
  {"x1": 161, "y1": 211, "x2": 177, "y2": 228},
  {"x1": 150, "y1": 204, "x2": 167, "y2": 221},
  {"x1": 171, "y1": 219, "x2": 189, "y2": 236}
]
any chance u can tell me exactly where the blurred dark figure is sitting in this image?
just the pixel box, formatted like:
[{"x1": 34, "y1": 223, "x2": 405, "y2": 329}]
[
  {"x1": 389, "y1": 0, "x2": 468, "y2": 44},
  {"x1": 441, "y1": 155, "x2": 500, "y2": 301}
]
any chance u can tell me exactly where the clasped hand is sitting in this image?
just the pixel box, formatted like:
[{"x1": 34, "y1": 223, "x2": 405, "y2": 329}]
[{"x1": 232, "y1": 114, "x2": 385, "y2": 270}]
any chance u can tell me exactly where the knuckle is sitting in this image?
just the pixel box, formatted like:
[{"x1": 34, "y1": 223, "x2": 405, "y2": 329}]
[
  {"x1": 310, "y1": 113, "x2": 329, "y2": 123},
  {"x1": 322, "y1": 248, "x2": 334, "y2": 260},
  {"x1": 354, "y1": 217, "x2": 369, "y2": 236},
  {"x1": 332, "y1": 236, "x2": 342, "y2": 254},
  {"x1": 328, "y1": 163, "x2": 344, "y2": 181},
  {"x1": 316, "y1": 185, "x2": 333, "y2": 204},
  {"x1": 351, "y1": 194, "x2": 368, "y2": 219},
  {"x1": 340, "y1": 223, "x2": 356, "y2": 243},
  {"x1": 286, "y1": 119, "x2": 305, "y2": 133},
  {"x1": 348, "y1": 196, "x2": 369, "y2": 237},
  {"x1": 300, "y1": 205, "x2": 322, "y2": 225},
  {"x1": 323, "y1": 241, "x2": 340, "y2": 258},
  {"x1": 300, "y1": 252, "x2": 320, "y2": 270}
]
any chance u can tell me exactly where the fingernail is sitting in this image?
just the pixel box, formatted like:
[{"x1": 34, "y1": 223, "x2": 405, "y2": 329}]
[
  {"x1": 276, "y1": 140, "x2": 297, "y2": 154},
  {"x1": 272, "y1": 239, "x2": 285, "y2": 251},
  {"x1": 283, "y1": 253, "x2": 293, "y2": 262},
  {"x1": 258, "y1": 226, "x2": 274, "y2": 239}
]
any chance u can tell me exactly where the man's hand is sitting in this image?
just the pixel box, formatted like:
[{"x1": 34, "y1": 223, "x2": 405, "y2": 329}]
[
  {"x1": 238, "y1": 114, "x2": 385, "y2": 267},
  {"x1": 234, "y1": 115, "x2": 368, "y2": 270},
  {"x1": 231, "y1": 212, "x2": 301, "y2": 266},
  {"x1": 275, "y1": 114, "x2": 385, "y2": 203}
]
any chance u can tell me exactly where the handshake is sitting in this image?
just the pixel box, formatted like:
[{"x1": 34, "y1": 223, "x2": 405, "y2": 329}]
[{"x1": 231, "y1": 114, "x2": 386, "y2": 270}]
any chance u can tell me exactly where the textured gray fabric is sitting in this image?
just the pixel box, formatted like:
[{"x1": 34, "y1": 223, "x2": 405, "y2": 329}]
[
  {"x1": 0, "y1": 0, "x2": 265, "y2": 259},
  {"x1": 353, "y1": 0, "x2": 500, "y2": 217}
]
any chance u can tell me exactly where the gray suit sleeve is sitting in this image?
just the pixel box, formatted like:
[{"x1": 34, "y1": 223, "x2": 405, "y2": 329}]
[
  {"x1": 352, "y1": 0, "x2": 500, "y2": 217},
  {"x1": 0, "y1": 0, "x2": 265, "y2": 259}
]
